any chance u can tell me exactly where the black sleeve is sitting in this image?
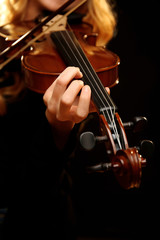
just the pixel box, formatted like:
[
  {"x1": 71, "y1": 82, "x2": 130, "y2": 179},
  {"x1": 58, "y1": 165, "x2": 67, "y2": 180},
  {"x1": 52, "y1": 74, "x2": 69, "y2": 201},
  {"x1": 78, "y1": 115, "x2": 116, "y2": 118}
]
[{"x1": 0, "y1": 92, "x2": 79, "y2": 239}]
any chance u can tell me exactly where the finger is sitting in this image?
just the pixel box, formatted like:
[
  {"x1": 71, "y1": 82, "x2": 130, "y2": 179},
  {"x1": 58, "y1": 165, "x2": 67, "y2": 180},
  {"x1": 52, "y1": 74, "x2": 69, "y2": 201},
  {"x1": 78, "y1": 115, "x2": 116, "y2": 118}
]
[
  {"x1": 43, "y1": 67, "x2": 83, "y2": 106},
  {"x1": 105, "y1": 87, "x2": 110, "y2": 95},
  {"x1": 75, "y1": 85, "x2": 91, "y2": 122},
  {"x1": 58, "y1": 80, "x2": 84, "y2": 120},
  {"x1": 51, "y1": 67, "x2": 83, "y2": 100},
  {"x1": 43, "y1": 80, "x2": 56, "y2": 106}
]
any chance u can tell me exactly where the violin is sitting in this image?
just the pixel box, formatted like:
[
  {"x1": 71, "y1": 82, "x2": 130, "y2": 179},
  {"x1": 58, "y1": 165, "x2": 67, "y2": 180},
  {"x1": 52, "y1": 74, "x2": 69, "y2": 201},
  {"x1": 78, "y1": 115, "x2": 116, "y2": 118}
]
[
  {"x1": 21, "y1": 20, "x2": 120, "y2": 93},
  {"x1": 0, "y1": 0, "x2": 152, "y2": 189}
]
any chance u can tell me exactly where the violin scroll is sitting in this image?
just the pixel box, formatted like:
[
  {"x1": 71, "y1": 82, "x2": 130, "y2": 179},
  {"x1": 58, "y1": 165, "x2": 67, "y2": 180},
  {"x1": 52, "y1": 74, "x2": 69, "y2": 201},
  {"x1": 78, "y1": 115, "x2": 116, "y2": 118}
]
[
  {"x1": 80, "y1": 114, "x2": 153, "y2": 189},
  {"x1": 111, "y1": 148, "x2": 146, "y2": 189},
  {"x1": 85, "y1": 147, "x2": 146, "y2": 189}
]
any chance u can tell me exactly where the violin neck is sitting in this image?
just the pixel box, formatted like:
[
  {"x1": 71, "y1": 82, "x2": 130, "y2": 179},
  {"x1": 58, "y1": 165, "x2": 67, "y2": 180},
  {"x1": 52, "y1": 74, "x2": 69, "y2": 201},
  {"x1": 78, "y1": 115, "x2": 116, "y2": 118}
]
[{"x1": 50, "y1": 30, "x2": 116, "y2": 119}]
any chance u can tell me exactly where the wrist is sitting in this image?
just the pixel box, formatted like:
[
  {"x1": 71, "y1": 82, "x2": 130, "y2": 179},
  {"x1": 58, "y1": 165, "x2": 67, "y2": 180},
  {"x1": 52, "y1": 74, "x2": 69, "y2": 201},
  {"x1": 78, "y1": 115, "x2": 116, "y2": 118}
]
[{"x1": 49, "y1": 118, "x2": 75, "y2": 150}]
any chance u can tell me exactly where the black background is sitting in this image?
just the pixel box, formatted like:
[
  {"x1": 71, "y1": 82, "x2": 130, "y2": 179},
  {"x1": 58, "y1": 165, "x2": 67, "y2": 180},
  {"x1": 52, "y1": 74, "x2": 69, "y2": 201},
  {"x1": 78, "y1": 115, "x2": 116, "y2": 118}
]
[
  {"x1": 1, "y1": 1, "x2": 159, "y2": 239},
  {"x1": 76, "y1": 1, "x2": 159, "y2": 239}
]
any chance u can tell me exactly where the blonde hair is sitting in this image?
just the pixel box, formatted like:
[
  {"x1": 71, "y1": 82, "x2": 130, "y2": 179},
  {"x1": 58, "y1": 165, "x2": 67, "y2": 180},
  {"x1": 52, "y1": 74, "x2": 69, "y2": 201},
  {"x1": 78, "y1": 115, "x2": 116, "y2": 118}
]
[
  {"x1": 0, "y1": 0, "x2": 28, "y2": 25},
  {"x1": 0, "y1": 0, "x2": 116, "y2": 115},
  {"x1": 0, "y1": 0, "x2": 116, "y2": 42},
  {"x1": 0, "y1": 0, "x2": 28, "y2": 115},
  {"x1": 85, "y1": 0, "x2": 116, "y2": 46}
]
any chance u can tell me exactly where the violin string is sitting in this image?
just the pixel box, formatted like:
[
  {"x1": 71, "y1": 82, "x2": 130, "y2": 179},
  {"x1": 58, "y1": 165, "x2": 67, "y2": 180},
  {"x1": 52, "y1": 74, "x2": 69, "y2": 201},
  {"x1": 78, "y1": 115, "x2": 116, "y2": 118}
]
[
  {"x1": 68, "y1": 33, "x2": 116, "y2": 110},
  {"x1": 60, "y1": 31, "x2": 114, "y2": 111},
  {"x1": 58, "y1": 31, "x2": 114, "y2": 116},
  {"x1": 51, "y1": 30, "x2": 122, "y2": 149},
  {"x1": 101, "y1": 109, "x2": 122, "y2": 149},
  {"x1": 68, "y1": 35, "x2": 122, "y2": 149},
  {"x1": 56, "y1": 30, "x2": 122, "y2": 149},
  {"x1": 62, "y1": 31, "x2": 122, "y2": 150}
]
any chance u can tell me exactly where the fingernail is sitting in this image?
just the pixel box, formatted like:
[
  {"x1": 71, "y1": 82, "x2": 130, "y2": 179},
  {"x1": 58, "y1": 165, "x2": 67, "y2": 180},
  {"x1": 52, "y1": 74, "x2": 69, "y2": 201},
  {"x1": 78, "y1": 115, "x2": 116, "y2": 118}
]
[
  {"x1": 79, "y1": 80, "x2": 84, "y2": 86},
  {"x1": 83, "y1": 85, "x2": 91, "y2": 92}
]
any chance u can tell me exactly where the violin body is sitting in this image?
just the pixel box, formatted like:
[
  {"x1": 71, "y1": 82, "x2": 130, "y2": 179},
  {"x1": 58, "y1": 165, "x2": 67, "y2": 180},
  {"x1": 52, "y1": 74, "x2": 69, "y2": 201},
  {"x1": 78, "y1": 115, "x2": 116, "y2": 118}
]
[{"x1": 22, "y1": 23, "x2": 120, "y2": 93}]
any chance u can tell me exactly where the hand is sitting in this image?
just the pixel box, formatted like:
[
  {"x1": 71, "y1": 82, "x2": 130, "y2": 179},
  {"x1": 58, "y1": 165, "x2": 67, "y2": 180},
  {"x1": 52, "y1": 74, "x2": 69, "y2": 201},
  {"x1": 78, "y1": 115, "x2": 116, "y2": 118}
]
[
  {"x1": 43, "y1": 67, "x2": 92, "y2": 148},
  {"x1": 43, "y1": 66, "x2": 91, "y2": 127},
  {"x1": 43, "y1": 66, "x2": 110, "y2": 148}
]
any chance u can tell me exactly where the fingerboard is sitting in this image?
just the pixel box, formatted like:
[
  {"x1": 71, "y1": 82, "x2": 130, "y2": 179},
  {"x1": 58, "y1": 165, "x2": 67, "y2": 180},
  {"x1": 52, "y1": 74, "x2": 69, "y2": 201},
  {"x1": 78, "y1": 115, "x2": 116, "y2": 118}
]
[{"x1": 50, "y1": 30, "x2": 116, "y2": 122}]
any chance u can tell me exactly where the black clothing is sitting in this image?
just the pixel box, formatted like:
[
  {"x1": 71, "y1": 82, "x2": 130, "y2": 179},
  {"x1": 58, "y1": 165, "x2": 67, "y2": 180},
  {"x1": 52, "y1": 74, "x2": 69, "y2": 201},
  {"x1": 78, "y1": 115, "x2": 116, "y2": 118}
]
[
  {"x1": 0, "y1": 90, "x2": 78, "y2": 239},
  {"x1": 0, "y1": 13, "x2": 90, "y2": 239}
]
